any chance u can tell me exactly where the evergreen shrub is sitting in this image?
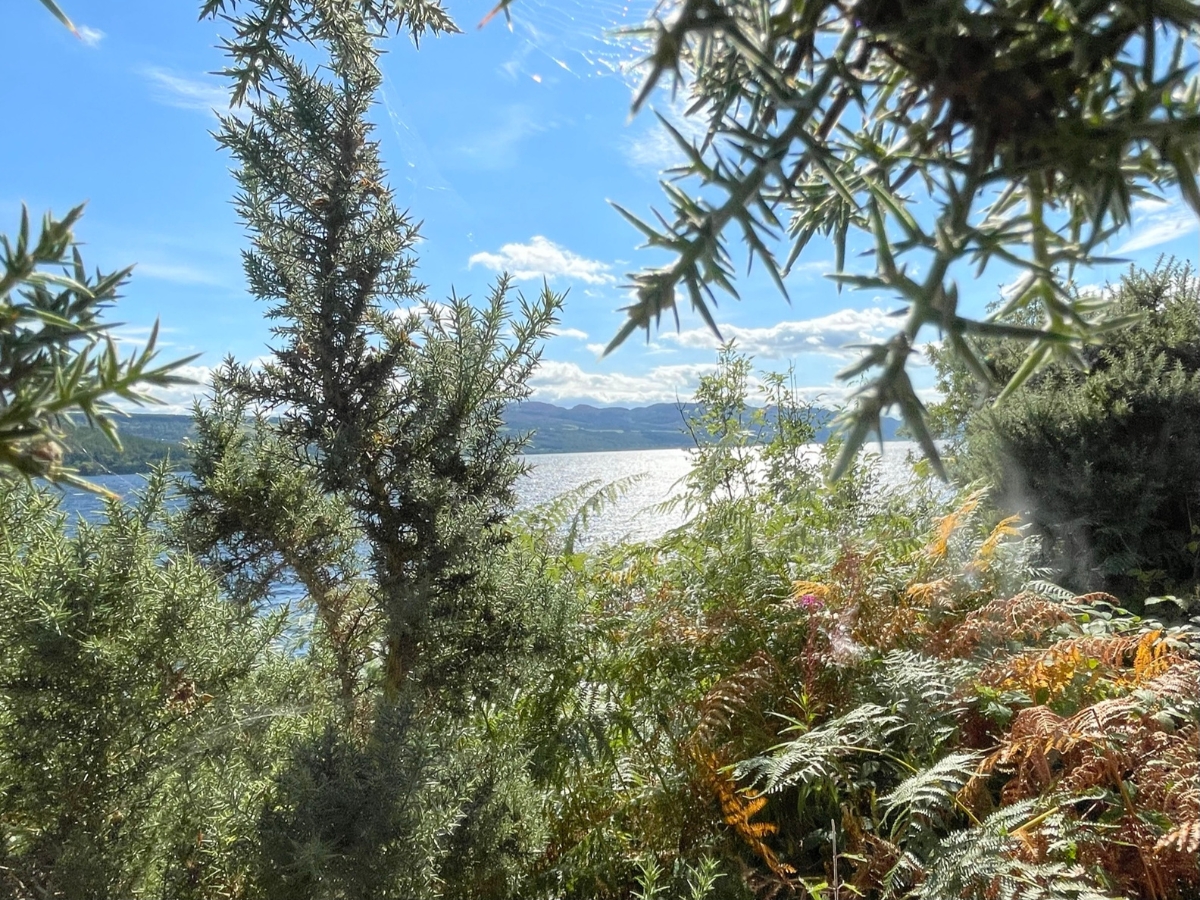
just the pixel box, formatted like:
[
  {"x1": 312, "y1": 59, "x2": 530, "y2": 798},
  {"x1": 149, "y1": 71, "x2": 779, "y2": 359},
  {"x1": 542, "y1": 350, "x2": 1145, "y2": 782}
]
[{"x1": 933, "y1": 260, "x2": 1200, "y2": 600}]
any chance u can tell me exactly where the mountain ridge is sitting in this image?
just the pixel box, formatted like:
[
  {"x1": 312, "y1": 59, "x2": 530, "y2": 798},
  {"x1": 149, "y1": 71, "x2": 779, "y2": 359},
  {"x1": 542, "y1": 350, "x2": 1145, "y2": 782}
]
[{"x1": 60, "y1": 404, "x2": 905, "y2": 472}]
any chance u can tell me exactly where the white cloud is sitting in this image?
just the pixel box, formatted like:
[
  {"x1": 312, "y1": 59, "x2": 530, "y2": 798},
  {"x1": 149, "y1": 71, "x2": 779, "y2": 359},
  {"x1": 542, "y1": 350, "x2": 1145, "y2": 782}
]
[
  {"x1": 469, "y1": 236, "x2": 616, "y2": 285},
  {"x1": 529, "y1": 360, "x2": 718, "y2": 406},
  {"x1": 661, "y1": 307, "x2": 909, "y2": 359},
  {"x1": 555, "y1": 327, "x2": 589, "y2": 340},
  {"x1": 77, "y1": 25, "x2": 104, "y2": 46},
  {"x1": 1114, "y1": 197, "x2": 1198, "y2": 253},
  {"x1": 526, "y1": 357, "x2": 896, "y2": 408},
  {"x1": 111, "y1": 363, "x2": 213, "y2": 415},
  {"x1": 142, "y1": 67, "x2": 231, "y2": 115}
]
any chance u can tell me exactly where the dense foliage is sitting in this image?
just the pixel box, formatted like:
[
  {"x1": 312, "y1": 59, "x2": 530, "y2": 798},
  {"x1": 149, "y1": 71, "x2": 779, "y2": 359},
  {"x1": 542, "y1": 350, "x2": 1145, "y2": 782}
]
[
  {"x1": 932, "y1": 260, "x2": 1200, "y2": 601},
  {"x1": 1, "y1": 3, "x2": 1197, "y2": 900},
  {"x1": 0, "y1": 475, "x2": 286, "y2": 898},
  {"x1": 511, "y1": 353, "x2": 1200, "y2": 900}
]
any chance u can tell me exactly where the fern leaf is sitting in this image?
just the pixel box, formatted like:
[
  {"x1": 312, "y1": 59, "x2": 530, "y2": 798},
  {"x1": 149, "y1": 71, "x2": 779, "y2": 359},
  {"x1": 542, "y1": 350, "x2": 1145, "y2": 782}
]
[
  {"x1": 736, "y1": 704, "x2": 903, "y2": 794},
  {"x1": 918, "y1": 802, "x2": 1118, "y2": 900},
  {"x1": 1155, "y1": 820, "x2": 1200, "y2": 854},
  {"x1": 925, "y1": 489, "x2": 985, "y2": 560},
  {"x1": 882, "y1": 751, "x2": 982, "y2": 839},
  {"x1": 1022, "y1": 580, "x2": 1076, "y2": 602}
]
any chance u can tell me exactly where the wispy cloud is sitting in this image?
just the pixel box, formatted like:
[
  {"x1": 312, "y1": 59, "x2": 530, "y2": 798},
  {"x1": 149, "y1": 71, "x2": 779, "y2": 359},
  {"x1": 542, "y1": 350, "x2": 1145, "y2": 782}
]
[
  {"x1": 135, "y1": 262, "x2": 229, "y2": 287},
  {"x1": 109, "y1": 325, "x2": 178, "y2": 348},
  {"x1": 660, "y1": 307, "x2": 910, "y2": 360},
  {"x1": 470, "y1": 236, "x2": 616, "y2": 285},
  {"x1": 449, "y1": 106, "x2": 543, "y2": 170},
  {"x1": 495, "y1": 2, "x2": 647, "y2": 85},
  {"x1": 555, "y1": 327, "x2": 589, "y2": 340},
  {"x1": 1114, "y1": 197, "x2": 1198, "y2": 254},
  {"x1": 622, "y1": 95, "x2": 709, "y2": 171},
  {"x1": 77, "y1": 25, "x2": 104, "y2": 47},
  {"x1": 142, "y1": 67, "x2": 231, "y2": 115},
  {"x1": 111, "y1": 363, "x2": 213, "y2": 415}
]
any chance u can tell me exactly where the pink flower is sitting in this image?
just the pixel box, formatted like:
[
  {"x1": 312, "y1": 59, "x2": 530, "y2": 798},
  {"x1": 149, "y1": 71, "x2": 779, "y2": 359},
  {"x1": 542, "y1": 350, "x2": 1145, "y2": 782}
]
[{"x1": 796, "y1": 593, "x2": 824, "y2": 610}]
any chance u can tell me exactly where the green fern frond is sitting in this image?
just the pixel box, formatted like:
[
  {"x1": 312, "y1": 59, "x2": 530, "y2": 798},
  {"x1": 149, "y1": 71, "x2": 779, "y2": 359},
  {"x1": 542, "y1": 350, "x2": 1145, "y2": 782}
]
[
  {"x1": 562, "y1": 474, "x2": 645, "y2": 555},
  {"x1": 865, "y1": 650, "x2": 973, "y2": 755},
  {"x1": 515, "y1": 474, "x2": 644, "y2": 555},
  {"x1": 736, "y1": 704, "x2": 904, "y2": 794},
  {"x1": 917, "y1": 801, "x2": 1118, "y2": 900},
  {"x1": 882, "y1": 751, "x2": 982, "y2": 840},
  {"x1": 1022, "y1": 580, "x2": 1077, "y2": 602}
]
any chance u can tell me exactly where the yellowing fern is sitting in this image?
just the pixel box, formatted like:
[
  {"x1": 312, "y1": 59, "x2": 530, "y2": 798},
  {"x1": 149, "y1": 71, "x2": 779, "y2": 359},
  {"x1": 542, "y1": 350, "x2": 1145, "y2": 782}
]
[
  {"x1": 694, "y1": 750, "x2": 795, "y2": 880},
  {"x1": 984, "y1": 631, "x2": 1182, "y2": 706},
  {"x1": 790, "y1": 580, "x2": 832, "y2": 602},
  {"x1": 925, "y1": 490, "x2": 984, "y2": 560},
  {"x1": 965, "y1": 515, "x2": 1022, "y2": 574}
]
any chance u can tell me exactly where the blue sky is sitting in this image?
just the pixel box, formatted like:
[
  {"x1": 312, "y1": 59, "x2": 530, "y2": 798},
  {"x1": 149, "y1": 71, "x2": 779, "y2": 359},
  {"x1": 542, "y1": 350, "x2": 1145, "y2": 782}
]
[{"x1": 3, "y1": 1, "x2": 1197, "y2": 412}]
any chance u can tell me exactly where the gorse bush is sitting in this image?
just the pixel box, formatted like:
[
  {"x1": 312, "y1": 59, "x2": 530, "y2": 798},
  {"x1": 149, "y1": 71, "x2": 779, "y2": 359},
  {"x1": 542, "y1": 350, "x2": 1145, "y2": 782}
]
[
  {"x1": 932, "y1": 259, "x2": 1200, "y2": 601},
  {"x1": 601, "y1": 0, "x2": 1200, "y2": 472},
  {"x1": 0, "y1": 475, "x2": 286, "y2": 899},
  {"x1": 0, "y1": 207, "x2": 193, "y2": 493},
  {"x1": 176, "y1": 1, "x2": 570, "y2": 897}
]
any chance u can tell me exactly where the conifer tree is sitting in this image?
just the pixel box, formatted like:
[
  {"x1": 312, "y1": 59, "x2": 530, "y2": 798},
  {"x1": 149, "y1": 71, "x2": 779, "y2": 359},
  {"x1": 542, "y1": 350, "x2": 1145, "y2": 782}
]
[
  {"x1": 186, "y1": 0, "x2": 562, "y2": 700},
  {"x1": 178, "y1": 4, "x2": 566, "y2": 895}
]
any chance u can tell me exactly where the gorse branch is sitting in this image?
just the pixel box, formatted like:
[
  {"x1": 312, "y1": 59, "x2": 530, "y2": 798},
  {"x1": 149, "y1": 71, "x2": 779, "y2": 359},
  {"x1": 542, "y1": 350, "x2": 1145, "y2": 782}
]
[
  {"x1": 0, "y1": 206, "x2": 197, "y2": 493},
  {"x1": 597, "y1": 0, "x2": 1200, "y2": 476}
]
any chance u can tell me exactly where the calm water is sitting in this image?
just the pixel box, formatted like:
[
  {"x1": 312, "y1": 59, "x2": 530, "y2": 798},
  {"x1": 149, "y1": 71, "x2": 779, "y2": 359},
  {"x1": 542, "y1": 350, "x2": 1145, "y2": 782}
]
[{"x1": 53, "y1": 443, "x2": 928, "y2": 548}]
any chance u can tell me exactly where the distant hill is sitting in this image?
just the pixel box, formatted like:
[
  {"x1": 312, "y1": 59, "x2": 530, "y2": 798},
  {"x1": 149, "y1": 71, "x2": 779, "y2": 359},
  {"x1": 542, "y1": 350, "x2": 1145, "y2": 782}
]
[
  {"x1": 506, "y1": 401, "x2": 904, "y2": 453},
  {"x1": 61, "y1": 417, "x2": 193, "y2": 475},
  {"x1": 111, "y1": 414, "x2": 198, "y2": 445},
  {"x1": 57, "y1": 404, "x2": 905, "y2": 472}
]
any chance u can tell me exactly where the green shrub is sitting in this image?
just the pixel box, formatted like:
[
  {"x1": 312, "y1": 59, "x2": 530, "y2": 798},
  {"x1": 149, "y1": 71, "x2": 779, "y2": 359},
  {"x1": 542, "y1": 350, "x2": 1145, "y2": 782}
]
[
  {"x1": 932, "y1": 260, "x2": 1200, "y2": 601},
  {"x1": 0, "y1": 475, "x2": 281, "y2": 898}
]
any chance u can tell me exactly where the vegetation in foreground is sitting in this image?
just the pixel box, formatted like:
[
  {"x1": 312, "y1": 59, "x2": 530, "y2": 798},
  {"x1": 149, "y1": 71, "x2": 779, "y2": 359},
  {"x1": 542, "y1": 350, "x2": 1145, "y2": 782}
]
[
  {"x1": 1, "y1": 350, "x2": 1197, "y2": 899},
  {"x1": 932, "y1": 260, "x2": 1200, "y2": 604}
]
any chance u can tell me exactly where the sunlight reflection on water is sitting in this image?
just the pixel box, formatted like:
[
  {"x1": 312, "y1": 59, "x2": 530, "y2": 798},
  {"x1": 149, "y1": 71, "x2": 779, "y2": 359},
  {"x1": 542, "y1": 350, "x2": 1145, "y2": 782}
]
[
  {"x1": 56, "y1": 443, "x2": 928, "y2": 545},
  {"x1": 50, "y1": 444, "x2": 928, "y2": 608}
]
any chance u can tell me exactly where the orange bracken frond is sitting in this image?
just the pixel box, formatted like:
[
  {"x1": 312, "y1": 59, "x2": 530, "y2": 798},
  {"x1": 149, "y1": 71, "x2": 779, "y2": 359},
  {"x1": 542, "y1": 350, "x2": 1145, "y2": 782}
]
[
  {"x1": 693, "y1": 749, "x2": 795, "y2": 880},
  {"x1": 931, "y1": 592, "x2": 1076, "y2": 658},
  {"x1": 1072, "y1": 592, "x2": 1121, "y2": 606},
  {"x1": 982, "y1": 631, "x2": 1187, "y2": 705},
  {"x1": 969, "y1": 647, "x2": 1200, "y2": 898},
  {"x1": 905, "y1": 577, "x2": 954, "y2": 608},
  {"x1": 966, "y1": 515, "x2": 1022, "y2": 574},
  {"x1": 925, "y1": 489, "x2": 985, "y2": 560},
  {"x1": 1156, "y1": 820, "x2": 1200, "y2": 855},
  {"x1": 692, "y1": 651, "x2": 779, "y2": 747}
]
